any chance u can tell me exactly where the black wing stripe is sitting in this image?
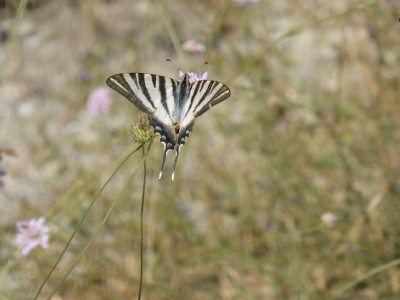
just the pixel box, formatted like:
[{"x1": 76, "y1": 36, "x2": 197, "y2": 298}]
[
  {"x1": 151, "y1": 74, "x2": 157, "y2": 87},
  {"x1": 171, "y1": 79, "x2": 177, "y2": 91},
  {"x1": 138, "y1": 73, "x2": 156, "y2": 110},
  {"x1": 115, "y1": 74, "x2": 137, "y2": 96},
  {"x1": 159, "y1": 76, "x2": 170, "y2": 116},
  {"x1": 194, "y1": 85, "x2": 230, "y2": 117},
  {"x1": 169, "y1": 78, "x2": 178, "y2": 115},
  {"x1": 199, "y1": 80, "x2": 207, "y2": 92},
  {"x1": 106, "y1": 75, "x2": 153, "y2": 114},
  {"x1": 183, "y1": 80, "x2": 202, "y2": 119},
  {"x1": 193, "y1": 82, "x2": 218, "y2": 112},
  {"x1": 130, "y1": 73, "x2": 140, "y2": 90}
]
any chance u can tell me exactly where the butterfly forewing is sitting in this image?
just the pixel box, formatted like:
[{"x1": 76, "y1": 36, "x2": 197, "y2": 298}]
[
  {"x1": 180, "y1": 80, "x2": 231, "y2": 127},
  {"x1": 106, "y1": 73, "x2": 178, "y2": 122}
]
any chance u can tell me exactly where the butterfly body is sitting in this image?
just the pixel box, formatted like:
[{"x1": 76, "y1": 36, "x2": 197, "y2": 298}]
[{"x1": 106, "y1": 72, "x2": 231, "y2": 180}]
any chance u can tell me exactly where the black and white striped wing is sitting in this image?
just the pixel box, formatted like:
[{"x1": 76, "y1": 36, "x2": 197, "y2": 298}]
[
  {"x1": 106, "y1": 73, "x2": 177, "y2": 121},
  {"x1": 177, "y1": 80, "x2": 231, "y2": 146},
  {"x1": 106, "y1": 73, "x2": 178, "y2": 149}
]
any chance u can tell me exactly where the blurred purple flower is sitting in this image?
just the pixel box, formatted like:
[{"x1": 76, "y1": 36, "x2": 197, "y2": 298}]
[
  {"x1": 182, "y1": 39, "x2": 206, "y2": 54},
  {"x1": 86, "y1": 86, "x2": 112, "y2": 116},
  {"x1": 77, "y1": 70, "x2": 91, "y2": 82},
  {"x1": 232, "y1": 0, "x2": 258, "y2": 4},
  {"x1": 179, "y1": 70, "x2": 208, "y2": 84},
  {"x1": 15, "y1": 217, "x2": 50, "y2": 256},
  {"x1": 0, "y1": 169, "x2": 5, "y2": 187},
  {"x1": 320, "y1": 212, "x2": 338, "y2": 228}
]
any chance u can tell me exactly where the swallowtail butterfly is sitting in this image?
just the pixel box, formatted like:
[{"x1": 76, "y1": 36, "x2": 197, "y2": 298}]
[{"x1": 106, "y1": 71, "x2": 231, "y2": 180}]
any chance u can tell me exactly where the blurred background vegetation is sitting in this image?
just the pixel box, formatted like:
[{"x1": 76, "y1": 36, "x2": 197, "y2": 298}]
[{"x1": 1, "y1": 0, "x2": 400, "y2": 299}]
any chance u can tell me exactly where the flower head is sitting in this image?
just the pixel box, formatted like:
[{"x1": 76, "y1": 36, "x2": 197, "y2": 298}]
[
  {"x1": 86, "y1": 86, "x2": 112, "y2": 115},
  {"x1": 179, "y1": 70, "x2": 208, "y2": 84},
  {"x1": 131, "y1": 117, "x2": 155, "y2": 145},
  {"x1": 15, "y1": 217, "x2": 50, "y2": 256},
  {"x1": 320, "y1": 212, "x2": 338, "y2": 228},
  {"x1": 182, "y1": 39, "x2": 206, "y2": 54}
]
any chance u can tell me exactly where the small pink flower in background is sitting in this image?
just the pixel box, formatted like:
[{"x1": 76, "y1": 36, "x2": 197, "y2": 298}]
[
  {"x1": 179, "y1": 70, "x2": 208, "y2": 84},
  {"x1": 182, "y1": 39, "x2": 206, "y2": 54},
  {"x1": 320, "y1": 212, "x2": 338, "y2": 228},
  {"x1": 86, "y1": 86, "x2": 112, "y2": 115},
  {"x1": 232, "y1": 0, "x2": 258, "y2": 4},
  {"x1": 15, "y1": 217, "x2": 50, "y2": 256}
]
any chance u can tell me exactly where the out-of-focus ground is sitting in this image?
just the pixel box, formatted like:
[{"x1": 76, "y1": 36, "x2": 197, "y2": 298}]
[{"x1": 1, "y1": 0, "x2": 400, "y2": 299}]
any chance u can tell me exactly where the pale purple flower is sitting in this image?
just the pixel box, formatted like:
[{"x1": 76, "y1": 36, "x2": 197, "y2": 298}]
[
  {"x1": 86, "y1": 86, "x2": 112, "y2": 115},
  {"x1": 320, "y1": 212, "x2": 338, "y2": 228},
  {"x1": 179, "y1": 70, "x2": 208, "y2": 84},
  {"x1": 182, "y1": 39, "x2": 206, "y2": 54},
  {"x1": 232, "y1": 0, "x2": 259, "y2": 4},
  {"x1": 15, "y1": 217, "x2": 50, "y2": 256}
]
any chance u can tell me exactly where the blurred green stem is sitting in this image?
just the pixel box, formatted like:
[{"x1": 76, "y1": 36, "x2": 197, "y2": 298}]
[
  {"x1": 154, "y1": 0, "x2": 186, "y2": 70},
  {"x1": 332, "y1": 257, "x2": 400, "y2": 298}
]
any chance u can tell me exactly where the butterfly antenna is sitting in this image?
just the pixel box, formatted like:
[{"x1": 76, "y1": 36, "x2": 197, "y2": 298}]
[
  {"x1": 193, "y1": 61, "x2": 208, "y2": 73},
  {"x1": 171, "y1": 146, "x2": 181, "y2": 181},
  {"x1": 166, "y1": 59, "x2": 181, "y2": 70},
  {"x1": 159, "y1": 149, "x2": 169, "y2": 179}
]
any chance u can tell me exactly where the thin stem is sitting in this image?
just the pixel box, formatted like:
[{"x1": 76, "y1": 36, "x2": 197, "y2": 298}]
[
  {"x1": 138, "y1": 142, "x2": 151, "y2": 300},
  {"x1": 45, "y1": 148, "x2": 148, "y2": 300},
  {"x1": 0, "y1": 0, "x2": 27, "y2": 80},
  {"x1": 8, "y1": 0, "x2": 27, "y2": 44},
  {"x1": 33, "y1": 145, "x2": 142, "y2": 300},
  {"x1": 154, "y1": 0, "x2": 186, "y2": 70},
  {"x1": 331, "y1": 257, "x2": 400, "y2": 299}
]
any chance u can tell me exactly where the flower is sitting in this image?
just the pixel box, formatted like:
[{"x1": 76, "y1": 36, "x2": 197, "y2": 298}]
[
  {"x1": 0, "y1": 169, "x2": 5, "y2": 187},
  {"x1": 232, "y1": 0, "x2": 259, "y2": 4},
  {"x1": 179, "y1": 70, "x2": 208, "y2": 84},
  {"x1": 320, "y1": 212, "x2": 338, "y2": 228},
  {"x1": 86, "y1": 86, "x2": 112, "y2": 115},
  {"x1": 130, "y1": 117, "x2": 155, "y2": 145},
  {"x1": 15, "y1": 217, "x2": 50, "y2": 256},
  {"x1": 182, "y1": 39, "x2": 206, "y2": 54}
]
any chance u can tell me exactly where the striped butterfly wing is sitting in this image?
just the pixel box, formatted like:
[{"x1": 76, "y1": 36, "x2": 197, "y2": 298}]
[
  {"x1": 169, "y1": 79, "x2": 231, "y2": 180},
  {"x1": 177, "y1": 79, "x2": 231, "y2": 147},
  {"x1": 106, "y1": 73, "x2": 179, "y2": 150}
]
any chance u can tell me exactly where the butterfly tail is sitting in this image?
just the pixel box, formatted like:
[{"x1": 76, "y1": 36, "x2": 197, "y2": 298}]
[
  {"x1": 171, "y1": 146, "x2": 182, "y2": 181},
  {"x1": 159, "y1": 149, "x2": 170, "y2": 179}
]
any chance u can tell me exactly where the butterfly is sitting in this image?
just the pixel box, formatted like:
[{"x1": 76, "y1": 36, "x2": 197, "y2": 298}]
[{"x1": 106, "y1": 71, "x2": 231, "y2": 180}]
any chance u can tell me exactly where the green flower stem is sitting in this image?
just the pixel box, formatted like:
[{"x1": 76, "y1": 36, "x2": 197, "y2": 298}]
[
  {"x1": 33, "y1": 145, "x2": 143, "y2": 300},
  {"x1": 332, "y1": 257, "x2": 400, "y2": 299}
]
